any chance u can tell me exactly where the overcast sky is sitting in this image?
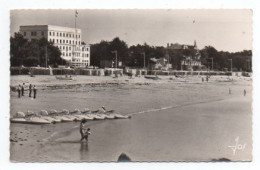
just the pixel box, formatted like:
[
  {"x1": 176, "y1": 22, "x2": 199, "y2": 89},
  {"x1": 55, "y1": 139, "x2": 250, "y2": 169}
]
[{"x1": 10, "y1": 9, "x2": 252, "y2": 52}]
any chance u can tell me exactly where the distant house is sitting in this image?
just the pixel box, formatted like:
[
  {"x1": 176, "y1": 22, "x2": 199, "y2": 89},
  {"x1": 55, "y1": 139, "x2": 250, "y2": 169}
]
[
  {"x1": 100, "y1": 59, "x2": 122, "y2": 68},
  {"x1": 167, "y1": 40, "x2": 203, "y2": 71},
  {"x1": 149, "y1": 57, "x2": 172, "y2": 70}
]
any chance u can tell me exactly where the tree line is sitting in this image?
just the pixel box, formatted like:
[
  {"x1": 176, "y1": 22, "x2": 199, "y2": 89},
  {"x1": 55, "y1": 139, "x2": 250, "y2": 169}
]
[
  {"x1": 91, "y1": 37, "x2": 252, "y2": 72},
  {"x1": 10, "y1": 33, "x2": 252, "y2": 72}
]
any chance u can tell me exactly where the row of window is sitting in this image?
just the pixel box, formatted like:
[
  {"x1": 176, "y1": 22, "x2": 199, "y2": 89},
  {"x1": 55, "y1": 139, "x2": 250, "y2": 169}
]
[
  {"x1": 62, "y1": 52, "x2": 89, "y2": 57},
  {"x1": 50, "y1": 39, "x2": 81, "y2": 45},
  {"x1": 49, "y1": 31, "x2": 80, "y2": 38},
  {"x1": 23, "y1": 31, "x2": 44, "y2": 37},
  {"x1": 57, "y1": 45, "x2": 89, "y2": 52},
  {"x1": 72, "y1": 63, "x2": 89, "y2": 67}
]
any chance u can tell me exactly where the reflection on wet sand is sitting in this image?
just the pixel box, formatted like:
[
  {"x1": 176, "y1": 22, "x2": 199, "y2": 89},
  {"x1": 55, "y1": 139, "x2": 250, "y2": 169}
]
[{"x1": 80, "y1": 142, "x2": 89, "y2": 160}]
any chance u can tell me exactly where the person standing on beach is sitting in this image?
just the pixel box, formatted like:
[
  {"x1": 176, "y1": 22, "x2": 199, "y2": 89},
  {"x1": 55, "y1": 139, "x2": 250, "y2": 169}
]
[
  {"x1": 29, "y1": 84, "x2": 32, "y2": 97},
  {"x1": 21, "y1": 83, "x2": 25, "y2": 96},
  {"x1": 229, "y1": 88, "x2": 231, "y2": 94},
  {"x1": 244, "y1": 89, "x2": 246, "y2": 96},
  {"x1": 33, "y1": 85, "x2": 37, "y2": 99},
  {"x1": 17, "y1": 84, "x2": 21, "y2": 98}
]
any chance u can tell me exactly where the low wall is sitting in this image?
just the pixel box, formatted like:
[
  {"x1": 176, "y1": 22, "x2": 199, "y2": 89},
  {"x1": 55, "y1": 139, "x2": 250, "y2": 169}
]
[{"x1": 10, "y1": 67, "x2": 235, "y2": 76}]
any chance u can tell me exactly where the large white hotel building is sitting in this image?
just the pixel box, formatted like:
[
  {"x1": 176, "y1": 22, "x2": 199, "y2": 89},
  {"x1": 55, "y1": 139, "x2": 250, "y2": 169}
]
[{"x1": 19, "y1": 25, "x2": 90, "y2": 67}]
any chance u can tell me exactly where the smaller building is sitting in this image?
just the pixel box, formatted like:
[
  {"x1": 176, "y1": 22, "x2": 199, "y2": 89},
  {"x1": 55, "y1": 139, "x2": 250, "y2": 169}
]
[
  {"x1": 149, "y1": 57, "x2": 172, "y2": 70},
  {"x1": 167, "y1": 40, "x2": 203, "y2": 71},
  {"x1": 181, "y1": 55, "x2": 202, "y2": 71}
]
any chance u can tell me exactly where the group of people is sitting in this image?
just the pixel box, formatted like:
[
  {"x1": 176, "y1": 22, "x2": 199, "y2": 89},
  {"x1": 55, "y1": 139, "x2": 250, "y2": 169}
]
[{"x1": 17, "y1": 83, "x2": 37, "y2": 99}]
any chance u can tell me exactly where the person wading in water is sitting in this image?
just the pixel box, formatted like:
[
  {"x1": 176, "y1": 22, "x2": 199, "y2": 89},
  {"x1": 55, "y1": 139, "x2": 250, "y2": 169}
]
[{"x1": 80, "y1": 119, "x2": 91, "y2": 142}]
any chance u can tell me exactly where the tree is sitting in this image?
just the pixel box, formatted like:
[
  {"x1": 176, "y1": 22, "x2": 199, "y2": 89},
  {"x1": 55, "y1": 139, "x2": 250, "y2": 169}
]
[{"x1": 10, "y1": 33, "x2": 63, "y2": 67}]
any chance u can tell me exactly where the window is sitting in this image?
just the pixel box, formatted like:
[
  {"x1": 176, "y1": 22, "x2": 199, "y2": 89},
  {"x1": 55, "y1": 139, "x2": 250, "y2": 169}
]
[
  {"x1": 60, "y1": 33, "x2": 62, "y2": 36},
  {"x1": 63, "y1": 40, "x2": 65, "y2": 43},
  {"x1": 73, "y1": 41, "x2": 74, "y2": 44},
  {"x1": 31, "y1": 32, "x2": 37, "y2": 36},
  {"x1": 69, "y1": 40, "x2": 71, "y2": 44},
  {"x1": 66, "y1": 40, "x2": 68, "y2": 43},
  {"x1": 76, "y1": 41, "x2": 77, "y2": 45},
  {"x1": 53, "y1": 32, "x2": 55, "y2": 36},
  {"x1": 41, "y1": 31, "x2": 44, "y2": 36},
  {"x1": 63, "y1": 33, "x2": 65, "y2": 37},
  {"x1": 66, "y1": 53, "x2": 68, "y2": 56},
  {"x1": 66, "y1": 34, "x2": 68, "y2": 37},
  {"x1": 69, "y1": 34, "x2": 71, "y2": 38},
  {"x1": 69, "y1": 53, "x2": 71, "y2": 56},
  {"x1": 69, "y1": 47, "x2": 71, "y2": 50},
  {"x1": 60, "y1": 40, "x2": 62, "y2": 43},
  {"x1": 63, "y1": 46, "x2": 65, "y2": 50},
  {"x1": 79, "y1": 41, "x2": 80, "y2": 45},
  {"x1": 57, "y1": 39, "x2": 58, "y2": 43},
  {"x1": 87, "y1": 48, "x2": 89, "y2": 51},
  {"x1": 66, "y1": 46, "x2": 68, "y2": 50},
  {"x1": 49, "y1": 32, "x2": 51, "y2": 36},
  {"x1": 79, "y1": 35, "x2": 80, "y2": 38},
  {"x1": 57, "y1": 32, "x2": 59, "y2": 36},
  {"x1": 87, "y1": 54, "x2": 89, "y2": 57},
  {"x1": 23, "y1": 32, "x2": 26, "y2": 36}
]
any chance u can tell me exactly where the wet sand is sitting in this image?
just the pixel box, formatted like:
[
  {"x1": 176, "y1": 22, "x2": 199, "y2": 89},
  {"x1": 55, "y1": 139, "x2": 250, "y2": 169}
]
[{"x1": 10, "y1": 75, "x2": 252, "y2": 162}]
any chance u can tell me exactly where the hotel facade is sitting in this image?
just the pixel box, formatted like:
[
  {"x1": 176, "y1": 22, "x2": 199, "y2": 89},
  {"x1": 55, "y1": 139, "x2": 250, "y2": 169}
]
[{"x1": 19, "y1": 25, "x2": 90, "y2": 67}]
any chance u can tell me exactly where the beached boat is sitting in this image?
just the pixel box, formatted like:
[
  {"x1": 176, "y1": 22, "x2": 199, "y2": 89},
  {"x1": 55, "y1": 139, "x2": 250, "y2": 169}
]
[
  {"x1": 144, "y1": 75, "x2": 160, "y2": 80},
  {"x1": 10, "y1": 117, "x2": 51, "y2": 124},
  {"x1": 27, "y1": 117, "x2": 52, "y2": 124},
  {"x1": 55, "y1": 75, "x2": 74, "y2": 80},
  {"x1": 81, "y1": 108, "x2": 91, "y2": 113},
  {"x1": 10, "y1": 118, "x2": 27, "y2": 124},
  {"x1": 40, "y1": 116, "x2": 57, "y2": 123},
  {"x1": 86, "y1": 113, "x2": 106, "y2": 120},
  {"x1": 102, "y1": 114, "x2": 115, "y2": 119},
  {"x1": 110, "y1": 114, "x2": 130, "y2": 119}
]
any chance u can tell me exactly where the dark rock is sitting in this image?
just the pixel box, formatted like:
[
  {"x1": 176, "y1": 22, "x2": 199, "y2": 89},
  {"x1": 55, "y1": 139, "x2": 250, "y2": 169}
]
[{"x1": 117, "y1": 153, "x2": 131, "y2": 162}]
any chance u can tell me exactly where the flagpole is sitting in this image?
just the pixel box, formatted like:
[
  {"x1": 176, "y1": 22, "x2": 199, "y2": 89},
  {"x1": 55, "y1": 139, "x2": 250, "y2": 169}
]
[{"x1": 73, "y1": 10, "x2": 78, "y2": 67}]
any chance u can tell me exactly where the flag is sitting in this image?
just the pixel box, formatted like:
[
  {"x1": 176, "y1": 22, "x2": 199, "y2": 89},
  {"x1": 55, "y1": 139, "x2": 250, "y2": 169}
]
[{"x1": 75, "y1": 10, "x2": 78, "y2": 17}]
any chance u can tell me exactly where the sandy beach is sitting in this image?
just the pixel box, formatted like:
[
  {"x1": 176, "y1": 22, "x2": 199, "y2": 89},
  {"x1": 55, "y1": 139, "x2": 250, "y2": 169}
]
[{"x1": 10, "y1": 75, "x2": 252, "y2": 162}]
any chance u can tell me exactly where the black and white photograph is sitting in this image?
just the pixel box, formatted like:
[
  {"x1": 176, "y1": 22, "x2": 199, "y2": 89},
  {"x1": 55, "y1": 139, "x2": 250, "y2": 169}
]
[{"x1": 9, "y1": 9, "x2": 252, "y2": 162}]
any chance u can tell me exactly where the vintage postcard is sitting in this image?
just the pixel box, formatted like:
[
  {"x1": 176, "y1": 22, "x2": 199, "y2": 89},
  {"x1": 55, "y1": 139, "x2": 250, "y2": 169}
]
[{"x1": 9, "y1": 9, "x2": 252, "y2": 162}]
